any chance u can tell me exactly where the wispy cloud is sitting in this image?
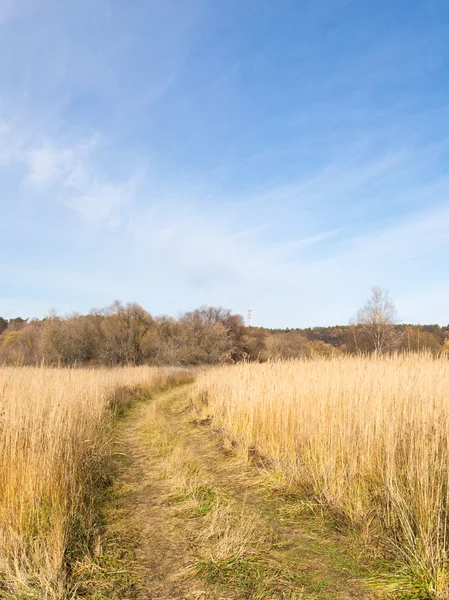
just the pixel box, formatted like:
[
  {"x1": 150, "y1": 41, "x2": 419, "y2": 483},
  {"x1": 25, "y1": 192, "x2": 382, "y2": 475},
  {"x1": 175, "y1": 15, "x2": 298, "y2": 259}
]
[
  {"x1": 63, "y1": 176, "x2": 139, "y2": 228},
  {"x1": 0, "y1": 122, "x2": 140, "y2": 227},
  {"x1": 25, "y1": 145, "x2": 75, "y2": 187},
  {"x1": 24, "y1": 136, "x2": 141, "y2": 227}
]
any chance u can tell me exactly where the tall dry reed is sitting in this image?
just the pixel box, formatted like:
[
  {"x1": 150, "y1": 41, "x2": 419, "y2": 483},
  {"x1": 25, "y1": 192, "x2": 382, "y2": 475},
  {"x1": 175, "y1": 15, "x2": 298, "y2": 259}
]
[
  {"x1": 191, "y1": 355, "x2": 449, "y2": 597},
  {"x1": 0, "y1": 366, "x2": 191, "y2": 598}
]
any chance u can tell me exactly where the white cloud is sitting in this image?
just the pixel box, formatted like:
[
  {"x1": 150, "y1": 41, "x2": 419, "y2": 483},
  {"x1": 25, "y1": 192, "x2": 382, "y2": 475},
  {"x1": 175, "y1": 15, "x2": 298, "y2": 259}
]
[
  {"x1": 339, "y1": 199, "x2": 449, "y2": 265},
  {"x1": 0, "y1": 123, "x2": 139, "y2": 228},
  {"x1": 23, "y1": 136, "x2": 139, "y2": 227},
  {"x1": 25, "y1": 145, "x2": 74, "y2": 186},
  {"x1": 64, "y1": 178, "x2": 137, "y2": 228},
  {"x1": 123, "y1": 179, "x2": 449, "y2": 327}
]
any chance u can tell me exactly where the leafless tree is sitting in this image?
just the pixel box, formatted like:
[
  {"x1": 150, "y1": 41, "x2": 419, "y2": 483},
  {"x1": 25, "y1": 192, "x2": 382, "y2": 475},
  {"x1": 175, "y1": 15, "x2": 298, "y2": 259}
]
[
  {"x1": 99, "y1": 301, "x2": 154, "y2": 365},
  {"x1": 352, "y1": 286, "x2": 401, "y2": 354}
]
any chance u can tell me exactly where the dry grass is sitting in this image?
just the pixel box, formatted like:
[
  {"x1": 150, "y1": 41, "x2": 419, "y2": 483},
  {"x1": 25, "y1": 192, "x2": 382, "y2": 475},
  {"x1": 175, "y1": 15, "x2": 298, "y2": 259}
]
[
  {"x1": 198, "y1": 499, "x2": 267, "y2": 562},
  {"x1": 191, "y1": 354, "x2": 449, "y2": 598},
  {"x1": 0, "y1": 365, "x2": 191, "y2": 599}
]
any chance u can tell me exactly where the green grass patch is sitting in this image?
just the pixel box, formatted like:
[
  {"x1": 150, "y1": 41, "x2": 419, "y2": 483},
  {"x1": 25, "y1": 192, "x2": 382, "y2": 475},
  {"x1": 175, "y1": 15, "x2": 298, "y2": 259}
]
[
  {"x1": 272, "y1": 493, "x2": 431, "y2": 600},
  {"x1": 71, "y1": 541, "x2": 141, "y2": 600},
  {"x1": 195, "y1": 555, "x2": 316, "y2": 599},
  {"x1": 171, "y1": 483, "x2": 219, "y2": 518}
]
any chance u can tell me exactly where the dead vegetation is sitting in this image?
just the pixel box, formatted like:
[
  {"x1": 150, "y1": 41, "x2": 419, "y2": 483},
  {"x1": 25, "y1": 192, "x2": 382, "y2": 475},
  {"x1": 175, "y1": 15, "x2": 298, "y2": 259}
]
[
  {"x1": 191, "y1": 354, "x2": 449, "y2": 598},
  {"x1": 0, "y1": 366, "x2": 192, "y2": 599},
  {"x1": 3, "y1": 353, "x2": 448, "y2": 599}
]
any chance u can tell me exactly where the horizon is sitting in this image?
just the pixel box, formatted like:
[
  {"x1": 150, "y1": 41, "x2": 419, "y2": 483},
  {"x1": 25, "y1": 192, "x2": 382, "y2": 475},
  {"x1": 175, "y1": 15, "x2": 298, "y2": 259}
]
[
  {"x1": 2, "y1": 301, "x2": 449, "y2": 331},
  {"x1": 2, "y1": 1, "x2": 449, "y2": 327}
]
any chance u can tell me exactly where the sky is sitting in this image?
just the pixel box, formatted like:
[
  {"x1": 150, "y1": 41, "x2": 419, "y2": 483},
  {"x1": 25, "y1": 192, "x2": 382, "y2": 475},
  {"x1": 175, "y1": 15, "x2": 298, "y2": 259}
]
[{"x1": 1, "y1": 0, "x2": 449, "y2": 328}]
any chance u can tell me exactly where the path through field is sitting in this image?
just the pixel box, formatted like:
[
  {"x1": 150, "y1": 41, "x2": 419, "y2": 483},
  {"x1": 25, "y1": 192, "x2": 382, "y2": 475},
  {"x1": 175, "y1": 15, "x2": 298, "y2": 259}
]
[{"x1": 81, "y1": 385, "x2": 379, "y2": 599}]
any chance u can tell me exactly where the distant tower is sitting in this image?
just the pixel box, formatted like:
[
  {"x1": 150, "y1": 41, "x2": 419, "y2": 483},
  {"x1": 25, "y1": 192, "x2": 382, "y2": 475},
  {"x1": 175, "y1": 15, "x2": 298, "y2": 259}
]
[{"x1": 247, "y1": 308, "x2": 253, "y2": 327}]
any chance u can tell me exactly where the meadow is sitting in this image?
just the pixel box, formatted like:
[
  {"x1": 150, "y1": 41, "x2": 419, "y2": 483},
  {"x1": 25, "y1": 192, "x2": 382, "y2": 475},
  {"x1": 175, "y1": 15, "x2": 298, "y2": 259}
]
[
  {"x1": 0, "y1": 366, "x2": 191, "y2": 599},
  {"x1": 191, "y1": 355, "x2": 449, "y2": 598},
  {"x1": 2, "y1": 355, "x2": 449, "y2": 598}
]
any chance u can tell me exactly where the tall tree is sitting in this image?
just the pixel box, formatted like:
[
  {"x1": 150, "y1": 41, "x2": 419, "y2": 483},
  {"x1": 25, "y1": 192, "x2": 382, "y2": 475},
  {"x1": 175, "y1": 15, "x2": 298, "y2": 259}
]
[{"x1": 352, "y1": 286, "x2": 401, "y2": 354}]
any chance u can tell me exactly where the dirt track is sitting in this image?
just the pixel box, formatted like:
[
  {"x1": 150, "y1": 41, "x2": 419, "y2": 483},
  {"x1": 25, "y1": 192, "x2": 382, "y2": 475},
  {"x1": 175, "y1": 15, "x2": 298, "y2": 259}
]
[{"x1": 89, "y1": 386, "x2": 376, "y2": 600}]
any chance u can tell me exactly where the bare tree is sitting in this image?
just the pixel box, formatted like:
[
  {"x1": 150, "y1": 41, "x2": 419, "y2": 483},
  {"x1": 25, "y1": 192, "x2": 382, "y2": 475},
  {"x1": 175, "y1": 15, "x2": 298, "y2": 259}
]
[
  {"x1": 99, "y1": 301, "x2": 154, "y2": 365},
  {"x1": 352, "y1": 286, "x2": 401, "y2": 354}
]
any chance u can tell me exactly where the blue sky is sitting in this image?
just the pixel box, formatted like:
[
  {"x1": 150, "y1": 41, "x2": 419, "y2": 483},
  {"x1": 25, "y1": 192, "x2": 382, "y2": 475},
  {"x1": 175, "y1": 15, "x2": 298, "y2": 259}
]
[{"x1": 1, "y1": 0, "x2": 449, "y2": 327}]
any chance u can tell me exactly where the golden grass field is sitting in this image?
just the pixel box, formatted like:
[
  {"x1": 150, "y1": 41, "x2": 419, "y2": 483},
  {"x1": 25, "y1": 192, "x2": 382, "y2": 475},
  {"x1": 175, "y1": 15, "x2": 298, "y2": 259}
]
[
  {"x1": 0, "y1": 366, "x2": 191, "y2": 599},
  {"x1": 191, "y1": 355, "x2": 449, "y2": 598},
  {"x1": 2, "y1": 356, "x2": 449, "y2": 598}
]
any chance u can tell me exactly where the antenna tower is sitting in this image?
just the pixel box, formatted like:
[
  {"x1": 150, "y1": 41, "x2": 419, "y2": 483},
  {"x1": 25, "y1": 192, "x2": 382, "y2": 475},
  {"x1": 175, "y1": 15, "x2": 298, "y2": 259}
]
[{"x1": 247, "y1": 308, "x2": 253, "y2": 327}]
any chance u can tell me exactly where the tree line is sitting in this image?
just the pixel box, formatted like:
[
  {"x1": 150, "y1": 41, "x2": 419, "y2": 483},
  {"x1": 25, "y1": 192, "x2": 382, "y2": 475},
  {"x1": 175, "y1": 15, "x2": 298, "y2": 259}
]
[
  {"x1": 1, "y1": 288, "x2": 448, "y2": 366},
  {"x1": 266, "y1": 287, "x2": 449, "y2": 356},
  {"x1": 0, "y1": 303, "x2": 249, "y2": 366}
]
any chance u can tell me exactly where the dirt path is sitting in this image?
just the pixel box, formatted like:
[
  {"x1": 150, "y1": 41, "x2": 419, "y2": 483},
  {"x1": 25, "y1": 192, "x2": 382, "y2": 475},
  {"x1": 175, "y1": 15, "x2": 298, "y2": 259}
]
[{"x1": 83, "y1": 386, "x2": 380, "y2": 600}]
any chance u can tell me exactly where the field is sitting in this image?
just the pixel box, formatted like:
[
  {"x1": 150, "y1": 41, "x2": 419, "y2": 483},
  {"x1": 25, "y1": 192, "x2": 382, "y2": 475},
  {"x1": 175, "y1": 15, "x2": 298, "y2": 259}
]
[{"x1": 1, "y1": 355, "x2": 449, "y2": 599}]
